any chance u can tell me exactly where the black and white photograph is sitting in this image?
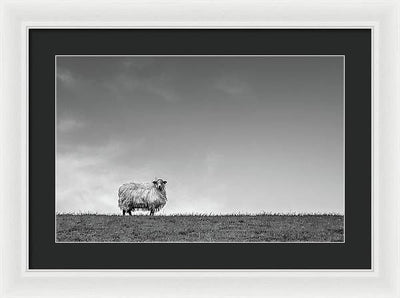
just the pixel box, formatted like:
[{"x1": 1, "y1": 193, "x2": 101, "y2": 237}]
[
  {"x1": 3, "y1": 0, "x2": 396, "y2": 294},
  {"x1": 56, "y1": 55, "x2": 345, "y2": 243}
]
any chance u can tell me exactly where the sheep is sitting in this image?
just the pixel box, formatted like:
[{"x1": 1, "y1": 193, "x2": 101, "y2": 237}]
[{"x1": 118, "y1": 178, "x2": 167, "y2": 216}]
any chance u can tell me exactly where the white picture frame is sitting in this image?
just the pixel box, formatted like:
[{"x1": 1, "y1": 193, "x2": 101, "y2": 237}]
[{"x1": 0, "y1": 0, "x2": 399, "y2": 297}]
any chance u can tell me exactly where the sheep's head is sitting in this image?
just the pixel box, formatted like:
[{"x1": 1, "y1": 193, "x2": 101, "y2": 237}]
[{"x1": 153, "y1": 178, "x2": 167, "y2": 192}]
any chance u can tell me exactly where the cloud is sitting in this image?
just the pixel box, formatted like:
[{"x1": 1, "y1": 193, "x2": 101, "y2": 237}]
[
  {"x1": 56, "y1": 140, "x2": 153, "y2": 214},
  {"x1": 121, "y1": 59, "x2": 156, "y2": 71},
  {"x1": 56, "y1": 139, "x2": 232, "y2": 215},
  {"x1": 215, "y1": 76, "x2": 249, "y2": 97},
  {"x1": 57, "y1": 68, "x2": 75, "y2": 86},
  {"x1": 58, "y1": 118, "x2": 84, "y2": 133},
  {"x1": 104, "y1": 72, "x2": 182, "y2": 104}
]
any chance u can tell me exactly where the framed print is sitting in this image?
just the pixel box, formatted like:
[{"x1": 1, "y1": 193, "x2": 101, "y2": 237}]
[
  {"x1": 1, "y1": 0, "x2": 399, "y2": 297},
  {"x1": 30, "y1": 29, "x2": 367, "y2": 270}
]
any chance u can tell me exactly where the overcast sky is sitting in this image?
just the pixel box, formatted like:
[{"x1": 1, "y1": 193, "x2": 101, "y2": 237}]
[{"x1": 56, "y1": 56, "x2": 344, "y2": 215}]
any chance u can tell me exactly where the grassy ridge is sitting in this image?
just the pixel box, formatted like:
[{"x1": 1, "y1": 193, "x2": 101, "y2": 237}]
[{"x1": 56, "y1": 214, "x2": 344, "y2": 242}]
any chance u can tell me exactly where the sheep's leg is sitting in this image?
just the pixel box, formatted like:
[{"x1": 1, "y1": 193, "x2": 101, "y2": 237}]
[
  {"x1": 149, "y1": 209, "x2": 154, "y2": 216},
  {"x1": 127, "y1": 210, "x2": 132, "y2": 216},
  {"x1": 122, "y1": 210, "x2": 126, "y2": 216}
]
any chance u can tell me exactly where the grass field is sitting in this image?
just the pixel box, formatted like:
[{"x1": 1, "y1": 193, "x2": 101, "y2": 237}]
[{"x1": 56, "y1": 213, "x2": 344, "y2": 242}]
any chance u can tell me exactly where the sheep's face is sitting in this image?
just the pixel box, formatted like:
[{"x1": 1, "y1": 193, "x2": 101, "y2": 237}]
[{"x1": 153, "y1": 179, "x2": 167, "y2": 191}]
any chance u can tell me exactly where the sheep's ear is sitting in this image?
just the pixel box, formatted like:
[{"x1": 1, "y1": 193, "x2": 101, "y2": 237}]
[
  {"x1": 152, "y1": 180, "x2": 157, "y2": 184},
  {"x1": 163, "y1": 180, "x2": 167, "y2": 184}
]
